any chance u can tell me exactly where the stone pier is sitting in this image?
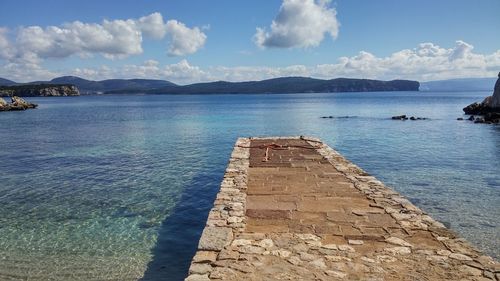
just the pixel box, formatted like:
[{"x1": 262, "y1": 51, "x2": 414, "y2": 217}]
[{"x1": 186, "y1": 137, "x2": 499, "y2": 281}]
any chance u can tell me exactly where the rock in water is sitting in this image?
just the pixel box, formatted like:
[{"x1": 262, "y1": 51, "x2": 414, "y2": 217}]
[
  {"x1": 463, "y1": 72, "x2": 500, "y2": 114},
  {"x1": 392, "y1": 115, "x2": 408, "y2": 120},
  {"x1": 0, "y1": 97, "x2": 7, "y2": 110},
  {"x1": 0, "y1": 96, "x2": 38, "y2": 111},
  {"x1": 463, "y1": 102, "x2": 483, "y2": 115},
  {"x1": 12, "y1": 96, "x2": 37, "y2": 109}
]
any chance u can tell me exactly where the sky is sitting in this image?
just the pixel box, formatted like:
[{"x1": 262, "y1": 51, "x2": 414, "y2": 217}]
[{"x1": 0, "y1": 0, "x2": 499, "y2": 84}]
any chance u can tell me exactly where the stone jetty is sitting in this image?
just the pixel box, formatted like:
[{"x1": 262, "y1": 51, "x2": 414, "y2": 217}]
[{"x1": 186, "y1": 137, "x2": 499, "y2": 281}]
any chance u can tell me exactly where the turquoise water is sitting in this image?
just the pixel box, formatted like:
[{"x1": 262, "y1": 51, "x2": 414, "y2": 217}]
[{"x1": 0, "y1": 92, "x2": 498, "y2": 280}]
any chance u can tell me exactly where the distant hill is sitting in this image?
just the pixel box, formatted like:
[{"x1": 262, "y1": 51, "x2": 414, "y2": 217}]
[
  {"x1": 49, "y1": 76, "x2": 177, "y2": 94},
  {"x1": 0, "y1": 77, "x2": 17, "y2": 86},
  {"x1": 143, "y1": 77, "x2": 420, "y2": 95},
  {"x1": 420, "y1": 78, "x2": 496, "y2": 92},
  {"x1": 0, "y1": 75, "x2": 419, "y2": 95}
]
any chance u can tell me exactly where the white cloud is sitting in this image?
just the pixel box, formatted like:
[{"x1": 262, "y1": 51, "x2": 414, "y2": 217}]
[
  {"x1": 138, "y1": 12, "x2": 168, "y2": 39},
  {"x1": 1, "y1": 41, "x2": 499, "y2": 84},
  {"x1": 15, "y1": 19, "x2": 144, "y2": 60},
  {"x1": 0, "y1": 12, "x2": 206, "y2": 66},
  {"x1": 165, "y1": 20, "x2": 207, "y2": 56},
  {"x1": 254, "y1": 0, "x2": 339, "y2": 48},
  {"x1": 0, "y1": 28, "x2": 13, "y2": 60},
  {"x1": 68, "y1": 59, "x2": 208, "y2": 84}
]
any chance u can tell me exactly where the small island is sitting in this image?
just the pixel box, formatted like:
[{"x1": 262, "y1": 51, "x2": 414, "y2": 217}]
[{"x1": 463, "y1": 72, "x2": 500, "y2": 124}]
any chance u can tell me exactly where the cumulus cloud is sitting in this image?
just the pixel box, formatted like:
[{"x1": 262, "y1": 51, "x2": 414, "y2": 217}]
[
  {"x1": 0, "y1": 28, "x2": 12, "y2": 59},
  {"x1": 69, "y1": 59, "x2": 208, "y2": 84},
  {"x1": 138, "y1": 12, "x2": 168, "y2": 39},
  {"x1": 15, "y1": 20, "x2": 144, "y2": 60},
  {"x1": 0, "y1": 12, "x2": 206, "y2": 65},
  {"x1": 254, "y1": 0, "x2": 339, "y2": 48},
  {"x1": 1, "y1": 41, "x2": 499, "y2": 84},
  {"x1": 165, "y1": 20, "x2": 207, "y2": 56}
]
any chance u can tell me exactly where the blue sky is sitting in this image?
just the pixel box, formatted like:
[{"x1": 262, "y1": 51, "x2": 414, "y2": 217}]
[{"x1": 0, "y1": 0, "x2": 499, "y2": 83}]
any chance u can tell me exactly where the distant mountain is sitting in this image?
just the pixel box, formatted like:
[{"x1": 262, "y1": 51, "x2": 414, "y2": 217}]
[
  {"x1": 420, "y1": 78, "x2": 496, "y2": 92},
  {"x1": 0, "y1": 77, "x2": 17, "y2": 86},
  {"x1": 0, "y1": 75, "x2": 419, "y2": 96},
  {"x1": 142, "y1": 77, "x2": 420, "y2": 95},
  {"x1": 49, "y1": 76, "x2": 177, "y2": 94}
]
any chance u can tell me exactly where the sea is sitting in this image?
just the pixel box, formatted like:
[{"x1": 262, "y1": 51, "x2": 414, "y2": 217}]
[{"x1": 0, "y1": 91, "x2": 498, "y2": 280}]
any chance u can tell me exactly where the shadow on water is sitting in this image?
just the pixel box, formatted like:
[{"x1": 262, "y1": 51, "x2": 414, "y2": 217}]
[{"x1": 140, "y1": 171, "x2": 223, "y2": 281}]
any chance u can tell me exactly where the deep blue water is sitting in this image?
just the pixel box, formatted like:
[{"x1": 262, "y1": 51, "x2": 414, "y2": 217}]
[{"x1": 0, "y1": 92, "x2": 498, "y2": 280}]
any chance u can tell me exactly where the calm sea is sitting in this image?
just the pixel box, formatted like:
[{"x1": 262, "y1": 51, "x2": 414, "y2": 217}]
[{"x1": 0, "y1": 92, "x2": 498, "y2": 280}]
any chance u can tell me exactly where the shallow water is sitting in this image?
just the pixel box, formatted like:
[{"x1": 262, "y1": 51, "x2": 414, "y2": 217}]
[{"x1": 0, "y1": 92, "x2": 498, "y2": 280}]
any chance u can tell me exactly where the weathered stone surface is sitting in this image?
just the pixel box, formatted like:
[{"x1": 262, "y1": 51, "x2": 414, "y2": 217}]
[
  {"x1": 322, "y1": 244, "x2": 338, "y2": 250},
  {"x1": 458, "y1": 265, "x2": 482, "y2": 276},
  {"x1": 325, "y1": 270, "x2": 347, "y2": 278},
  {"x1": 338, "y1": 245, "x2": 355, "y2": 252},
  {"x1": 192, "y1": 251, "x2": 218, "y2": 264},
  {"x1": 449, "y1": 253, "x2": 473, "y2": 261},
  {"x1": 258, "y1": 239, "x2": 274, "y2": 249},
  {"x1": 186, "y1": 137, "x2": 499, "y2": 281},
  {"x1": 385, "y1": 237, "x2": 413, "y2": 247},
  {"x1": 299, "y1": 252, "x2": 316, "y2": 261},
  {"x1": 217, "y1": 249, "x2": 239, "y2": 260},
  {"x1": 309, "y1": 258, "x2": 326, "y2": 269},
  {"x1": 231, "y1": 239, "x2": 251, "y2": 247},
  {"x1": 189, "y1": 263, "x2": 213, "y2": 275},
  {"x1": 271, "y1": 249, "x2": 291, "y2": 258},
  {"x1": 384, "y1": 246, "x2": 412, "y2": 255},
  {"x1": 185, "y1": 274, "x2": 210, "y2": 281},
  {"x1": 198, "y1": 227, "x2": 233, "y2": 251}
]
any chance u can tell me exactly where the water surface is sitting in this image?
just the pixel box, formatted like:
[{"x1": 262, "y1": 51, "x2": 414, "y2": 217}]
[{"x1": 0, "y1": 91, "x2": 498, "y2": 280}]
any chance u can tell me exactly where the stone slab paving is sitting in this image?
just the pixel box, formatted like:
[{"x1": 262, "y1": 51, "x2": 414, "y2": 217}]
[{"x1": 186, "y1": 137, "x2": 499, "y2": 281}]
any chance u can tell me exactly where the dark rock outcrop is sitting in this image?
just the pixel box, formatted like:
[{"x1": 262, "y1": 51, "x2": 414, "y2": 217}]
[
  {"x1": 463, "y1": 72, "x2": 500, "y2": 124},
  {"x1": 391, "y1": 115, "x2": 427, "y2": 121},
  {"x1": 0, "y1": 96, "x2": 38, "y2": 111},
  {"x1": 0, "y1": 84, "x2": 80, "y2": 97},
  {"x1": 392, "y1": 115, "x2": 408, "y2": 120},
  {"x1": 463, "y1": 72, "x2": 500, "y2": 113}
]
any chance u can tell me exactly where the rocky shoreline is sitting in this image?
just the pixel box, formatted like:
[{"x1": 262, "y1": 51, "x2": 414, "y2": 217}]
[
  {"x1": 0, "y1": 84, "x2": 80, "y2": 97},
  {"x1": 0, "y1": 96, "x2": 38, "y2": 111},
  {"x1": 463, "y1": 72, "x2": 500, "y2": 124}
]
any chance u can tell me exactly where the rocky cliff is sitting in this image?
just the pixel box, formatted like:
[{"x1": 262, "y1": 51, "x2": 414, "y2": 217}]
[
  {"x1": 0, "y1": 84, "x2": 80, "y2": 97},
  {"x1": 463, "y1": 72, "x2": 500, "y2": 114},
  {"x1": 485, "y1": 72, "x2": 500, "y2": 108},
  {"x1": 463, "y1": 72, "x2": 500, "y2": 124}
]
